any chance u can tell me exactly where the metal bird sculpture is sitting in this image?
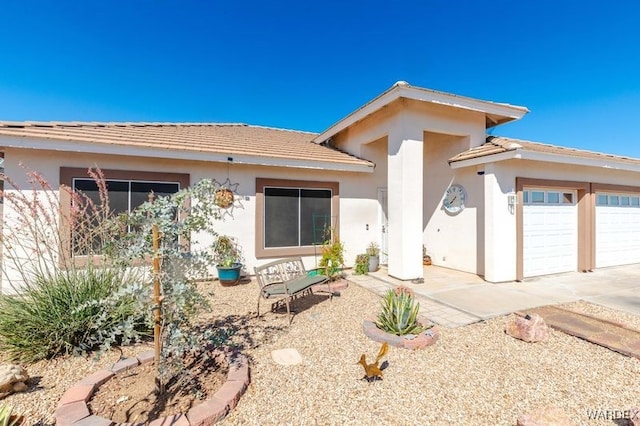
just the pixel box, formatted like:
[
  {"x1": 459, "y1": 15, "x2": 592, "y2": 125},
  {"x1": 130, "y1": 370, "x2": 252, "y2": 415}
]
[{"x1": 358, "y1": 342, "x2": 389, "y2": 381}]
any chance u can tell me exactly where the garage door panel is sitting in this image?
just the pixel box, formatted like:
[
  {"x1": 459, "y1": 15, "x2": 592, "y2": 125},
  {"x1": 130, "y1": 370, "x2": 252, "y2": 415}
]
[
  {"x1": 523, "y1": 189, "x2": 578, "y2": 278},
  {"x1": 596, "y1": 196, "x2": 640, "y2": 268}
]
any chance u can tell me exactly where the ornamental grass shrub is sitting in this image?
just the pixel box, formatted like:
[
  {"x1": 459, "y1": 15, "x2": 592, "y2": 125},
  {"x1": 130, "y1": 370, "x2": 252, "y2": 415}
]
[
  {"x1": 0, "y1": 166, "x2": 229, "y2": 392},
  {"x1": 0, "y1": 266, "x2": 148, "y2": 362}
]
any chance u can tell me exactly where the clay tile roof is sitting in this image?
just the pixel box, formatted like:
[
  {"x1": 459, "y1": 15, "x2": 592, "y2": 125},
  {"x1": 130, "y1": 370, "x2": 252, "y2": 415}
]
[
  {"x1": 449, "y1": 135, "x2": 640, "y2": 166},
  {"x1": 0, "y1": 122, "x2": 373, "y2": 169}
]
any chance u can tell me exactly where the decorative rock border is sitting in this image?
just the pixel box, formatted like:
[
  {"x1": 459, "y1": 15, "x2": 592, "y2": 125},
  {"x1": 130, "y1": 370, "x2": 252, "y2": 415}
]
[
  {"x1": 55, "y1": 349, "x2": 250, "y2": 426},
  {"x1": 363, "y1": 319, "x2": 440, "y2": 350}
]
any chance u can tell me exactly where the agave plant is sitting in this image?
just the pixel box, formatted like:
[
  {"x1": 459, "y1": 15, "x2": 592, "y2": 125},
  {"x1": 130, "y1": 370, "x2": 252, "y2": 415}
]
[
  {"x1": 0, "y1": 404, "x2": 23, "y2": 426},
  {"x1": 375, "y1": 287, "x2": 425, "y2": 336}
]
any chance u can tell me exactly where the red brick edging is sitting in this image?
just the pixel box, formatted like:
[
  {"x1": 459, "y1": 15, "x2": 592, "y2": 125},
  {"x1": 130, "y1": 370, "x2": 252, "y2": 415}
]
[
  {"x1": 54, "y1": 350, "x2": 250, "y2": 425},
  {"x1": 363, "y1": 320, "x2": 440, "y2": 350}
]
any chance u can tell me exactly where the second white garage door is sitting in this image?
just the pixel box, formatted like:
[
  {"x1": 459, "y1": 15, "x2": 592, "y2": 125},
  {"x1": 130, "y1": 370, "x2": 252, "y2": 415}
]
[
  {"x1": 596, "y1": 193, "x2": 640, "y2": 268},
  {"x1": 523, "y1": 189, "x2": 578, "y2": 277}
]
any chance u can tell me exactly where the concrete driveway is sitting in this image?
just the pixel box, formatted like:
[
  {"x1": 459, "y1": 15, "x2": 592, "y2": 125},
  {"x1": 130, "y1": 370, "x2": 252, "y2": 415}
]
[{"x1": 352, "y1": 263, "x2": 640, "y2": 327}]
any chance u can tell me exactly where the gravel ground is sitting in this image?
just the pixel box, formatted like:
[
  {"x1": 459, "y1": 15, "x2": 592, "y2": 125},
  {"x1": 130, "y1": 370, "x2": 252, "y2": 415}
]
[{"x1": 2, "y1": 278, "x2": 640, "y2": 425}]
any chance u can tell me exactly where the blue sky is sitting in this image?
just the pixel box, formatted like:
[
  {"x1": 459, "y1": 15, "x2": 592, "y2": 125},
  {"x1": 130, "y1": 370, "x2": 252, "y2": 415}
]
[{"x1": 1, "y1": 0, "x2": 639, "y2": 158}]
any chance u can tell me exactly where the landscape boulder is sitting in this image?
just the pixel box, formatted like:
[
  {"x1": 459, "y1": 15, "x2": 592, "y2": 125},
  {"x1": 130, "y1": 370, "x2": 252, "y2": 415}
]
[
  {"x1": 0, "y1": 364, "x2": 29, "y2": 399},
  {"x1": 517, "y1": 405, "x2": 572, "y2": 426},
  {"x1": 506, "y1": 313, "x2": 550, "y2": 343}
]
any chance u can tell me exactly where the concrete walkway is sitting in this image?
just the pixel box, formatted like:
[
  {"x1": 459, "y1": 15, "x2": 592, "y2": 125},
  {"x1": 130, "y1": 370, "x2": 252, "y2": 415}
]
[{"x1": 348, "y1": 264, "x2": 640, "y2": 328}]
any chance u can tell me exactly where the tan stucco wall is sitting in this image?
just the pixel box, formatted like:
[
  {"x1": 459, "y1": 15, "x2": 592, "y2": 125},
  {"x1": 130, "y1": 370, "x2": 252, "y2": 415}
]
[
  {"x1": 1, "y1": 147, "x2": 379, "y2": 293},
  {"x1": 485, "y1": 158, "x2": 640, "y2": 282},
  {"x1": 331, "y1": 98, "x2": 488, "y2": 278},
  {"x1": 423, "y1": 132, "x2": 483, "y2": 274}
]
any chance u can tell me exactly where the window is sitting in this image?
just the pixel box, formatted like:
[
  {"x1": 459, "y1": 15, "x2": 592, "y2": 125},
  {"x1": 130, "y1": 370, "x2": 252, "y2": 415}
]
[
  {"x1": 256, "y1": 178, "x2": 339, "y2": 258},
  {"x1": 563, "y1": 193, "x2": 574, "y2": 204},
  {"x1": 610, "y1": 195, "x2": 620, "y2": 206},
  {"x1": 632, "y1": 197, "x2": 640, "y2": 207},
  {"x1": 73, "y1": 179, "x2": 180, "y2": 217},
  {"x1": 60, "y1": 168, "x2": 189, "y2": 258},
  {"x1": 531, "y1": 191, "x2": 545, "y2": 203},
  {"x1": 264, "y1": 188, "x2": 331, "y2": 248},
  {"x1": 597, "y1": 194, "x2": 608, "y2": 206},
  {"x1": 621, "y1": 196, "x2": 630, "y2": 206},
  {"x1": 547, "y1": 192, "x2": 560, "y2": 204}
]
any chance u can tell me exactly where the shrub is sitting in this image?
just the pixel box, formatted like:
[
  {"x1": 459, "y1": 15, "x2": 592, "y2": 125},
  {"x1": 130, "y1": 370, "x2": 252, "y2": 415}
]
[
  {"x1": 375, "y1": 287, "x2": 427, "y2": 336},
  {"x1": 0, "y1": 266, "x2": 148, "y2": 362},
  {"x1": 319, "y1": 238, "x2": 345, "y2": 280},
  {"x1": 354, "y1": 254, "x2": 369, "y2": 275}
]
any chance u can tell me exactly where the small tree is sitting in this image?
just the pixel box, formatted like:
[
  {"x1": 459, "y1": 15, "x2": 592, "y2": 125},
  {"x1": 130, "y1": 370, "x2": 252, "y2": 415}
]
[{"x1": 0, "y1": 167, "x2": 230, "y2": 394}]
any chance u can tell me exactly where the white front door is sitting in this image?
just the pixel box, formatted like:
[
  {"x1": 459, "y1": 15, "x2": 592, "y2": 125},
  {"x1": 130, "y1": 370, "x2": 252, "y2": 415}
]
[
  {"x1": 378, "y1": 188, "x2": 388, "y2": 265},
  {"x1": 596, "y1": 192, "x2": 640, "y2": 268},
  {"x1": 523, "y1": 189, "x2": 578, "y2": 277}
]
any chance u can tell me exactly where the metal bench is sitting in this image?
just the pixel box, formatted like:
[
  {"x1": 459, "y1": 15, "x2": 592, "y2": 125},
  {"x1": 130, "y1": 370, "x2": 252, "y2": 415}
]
[{"x1": 254, "y1": 257, "x2": 331, "y2": 324}]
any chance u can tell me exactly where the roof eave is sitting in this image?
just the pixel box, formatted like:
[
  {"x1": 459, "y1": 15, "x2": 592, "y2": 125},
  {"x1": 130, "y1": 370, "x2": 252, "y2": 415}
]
[
  {"x1": 0, "y1": 136, "x2": 375, "y2": 173},
  {"x1": 450, "y1": 149, "x2": 640, "y2": 173},
  {"x1": 449, "y1": 150, "x2": 521, "y2": 169},
  {"x1": 313, "y1": 82, "x2": 529, "y2": 143}
]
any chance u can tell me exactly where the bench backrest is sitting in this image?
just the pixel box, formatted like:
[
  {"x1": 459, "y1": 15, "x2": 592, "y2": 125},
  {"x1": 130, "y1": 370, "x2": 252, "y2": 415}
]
[{"x1": 254, "y1": 257, "x2": 307, "y2": 290}]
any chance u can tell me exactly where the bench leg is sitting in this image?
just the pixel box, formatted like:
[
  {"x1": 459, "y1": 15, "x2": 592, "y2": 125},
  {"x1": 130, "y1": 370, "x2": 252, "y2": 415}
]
[
  {"x1": 257, "y1": 293, "x2": 261, "y2": 318},
  {"x1": 285, "y1": 296, "x2": 292, "y2": 325}
]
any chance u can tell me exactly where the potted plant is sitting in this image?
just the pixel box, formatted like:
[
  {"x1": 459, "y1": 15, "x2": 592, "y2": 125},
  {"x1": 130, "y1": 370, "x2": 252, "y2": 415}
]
[
  {"x1": 423, "y1": 244, "x2": 432, "y2": 265},
  {"x1": 366, "y1": 241, "x2": 380, "y2": 272},
  {"x1": 214, "y1": 187, "x2": 234, "y2": 208},
  {"x1": 212, "y1": 235, "x2": 243, "y2": 286}
]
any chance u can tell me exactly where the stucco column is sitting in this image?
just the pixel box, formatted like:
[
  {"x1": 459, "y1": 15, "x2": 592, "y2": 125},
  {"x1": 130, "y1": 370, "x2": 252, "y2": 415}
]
[
  {"x1": 387, "y1": 115, "x2": 424, "y2": 280},
  {"x1": 483, "y1": 163, "x2": 517, "y2": 282}
]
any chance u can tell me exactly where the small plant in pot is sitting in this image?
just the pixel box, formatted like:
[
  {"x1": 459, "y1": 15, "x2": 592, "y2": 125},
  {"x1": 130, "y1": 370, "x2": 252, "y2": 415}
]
[
  {"x1": 212, "y1": 235, "x2": 244, "y2": 286},
  {"x1": 366, "y1": 241, "x2": 380, "y2": 272}
]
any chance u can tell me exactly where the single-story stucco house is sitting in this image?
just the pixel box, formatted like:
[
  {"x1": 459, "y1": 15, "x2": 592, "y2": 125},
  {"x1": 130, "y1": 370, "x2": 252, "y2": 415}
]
[{"x1": 1, "y1": 81, "x2": 640, "y2": 294}]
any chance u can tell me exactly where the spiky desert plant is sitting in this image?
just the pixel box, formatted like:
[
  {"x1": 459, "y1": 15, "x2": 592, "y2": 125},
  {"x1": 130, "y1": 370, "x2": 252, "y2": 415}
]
[
  {"x1": 375, "y1": 288, "x2": 426, "y2": 336},
  {"x1": 0, "y1": 404, "x2": 23, "y2": 426}
]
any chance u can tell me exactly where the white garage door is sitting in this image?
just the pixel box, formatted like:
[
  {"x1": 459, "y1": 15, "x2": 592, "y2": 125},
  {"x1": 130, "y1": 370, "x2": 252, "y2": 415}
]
[
  {"x1": 523, "y1": 189, "x2": 578, "y2": 277},
  {"x1": 596, "y1": 193, "x2": 640, "y2": 268}
]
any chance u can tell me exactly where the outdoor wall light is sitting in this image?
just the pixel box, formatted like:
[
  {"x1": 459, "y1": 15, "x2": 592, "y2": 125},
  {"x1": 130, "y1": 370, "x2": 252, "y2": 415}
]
[{"x1": 507, "y1": 190, "x2": 517, "y2": 214}]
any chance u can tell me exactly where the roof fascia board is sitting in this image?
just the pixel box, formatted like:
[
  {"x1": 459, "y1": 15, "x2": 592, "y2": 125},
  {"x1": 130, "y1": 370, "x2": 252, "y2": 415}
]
[
  {"x1": 0, "y1": 136, "x2": 374, "y2": 174},
  {"x1": 449, "y1": 151, "x2": 521, "y2": 169},
  {"x1": 396, "y1": 86, "x2": 529, "y2": 122},
  {"x1": 450, "y1": 148, "x2": 640, "y2": 173},
  {"x1": 313, "y1": 86, "x2": 401, "y2": 144},
  {"x1": 519, "y1": 151, "x2": 640, "y2": 173},
  {"x1": 313, "y1": 84, "x2": 529, "y2": 144}
]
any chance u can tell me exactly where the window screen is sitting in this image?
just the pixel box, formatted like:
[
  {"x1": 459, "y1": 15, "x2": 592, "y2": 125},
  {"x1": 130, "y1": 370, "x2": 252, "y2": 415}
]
[
  {"x1": 72, "y1": 178, "x2": 180, "y2": 254},
  {"x1": 264, "y1": 187, "x2": 332, "y2": 248}
]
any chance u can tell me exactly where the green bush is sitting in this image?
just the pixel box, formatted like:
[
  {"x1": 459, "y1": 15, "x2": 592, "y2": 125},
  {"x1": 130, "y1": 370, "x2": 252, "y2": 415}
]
[
  {"x1": 375, "y1": 287, "x2": 426, "y2": 336},
  {"x1": 354, "y1": 254, "x2": 369, "y2": 275},
  {"x1": 319, "y1": 239, "x2": 345, "y2": 280},
  {"x1": 0, "y1": 267, "x2": 149, "y2": 362}
]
